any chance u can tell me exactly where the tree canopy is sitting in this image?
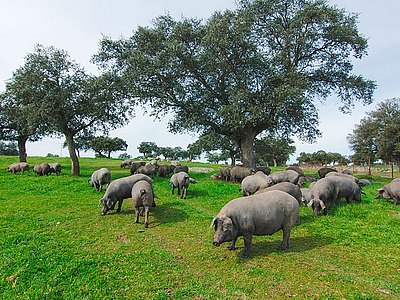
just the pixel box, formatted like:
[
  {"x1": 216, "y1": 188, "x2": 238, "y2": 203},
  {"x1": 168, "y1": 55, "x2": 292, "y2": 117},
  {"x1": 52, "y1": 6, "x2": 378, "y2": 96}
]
[
  {"x1": 4, "y1": 45, "x2": 133, "y2": 175},
  {"x1": 348, "y1": 98, "x2": 400, "y2": 173},
  {"x1": 90, "y1": 136, "x2": 128, "y2": 158},
  {"x1": 94, "y1": 0, "x2": 375, "y2": 167}
]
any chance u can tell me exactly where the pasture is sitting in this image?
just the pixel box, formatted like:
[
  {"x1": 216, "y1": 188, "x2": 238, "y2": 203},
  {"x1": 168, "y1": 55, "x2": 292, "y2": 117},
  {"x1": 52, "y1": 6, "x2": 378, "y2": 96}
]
[{"x1": 0, "y1": 156, "x2": 399, "y2": 299}]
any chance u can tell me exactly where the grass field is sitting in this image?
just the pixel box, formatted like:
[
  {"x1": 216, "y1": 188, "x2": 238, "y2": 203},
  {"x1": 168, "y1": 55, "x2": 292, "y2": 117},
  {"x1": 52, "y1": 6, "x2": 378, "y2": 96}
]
[{"x1": 0, "y1": 156, "x2": 399, "y2": 299}]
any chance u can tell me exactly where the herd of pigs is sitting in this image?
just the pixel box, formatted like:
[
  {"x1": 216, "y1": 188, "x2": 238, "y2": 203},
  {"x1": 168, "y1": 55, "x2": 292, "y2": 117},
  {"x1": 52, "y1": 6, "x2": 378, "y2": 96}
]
[{"x1": 6, "y1": 159, "x2": 400, "y2": 258}]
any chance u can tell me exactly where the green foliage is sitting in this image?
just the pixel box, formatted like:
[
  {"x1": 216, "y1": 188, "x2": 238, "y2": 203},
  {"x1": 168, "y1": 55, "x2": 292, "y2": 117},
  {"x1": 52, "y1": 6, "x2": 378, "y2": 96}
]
[
  {"x1": 137, "y1": 141, "x2": 159, "y2": 158},
  {"x1": 297, "y1": 150, "x2": 350, "y2": 166},
  {"x1": 0, "y1": 156, "x2": 399, "y2": 299},
  {"x1": 118, "y1": 152, "x2": 131, "y2": 160},
  {"x1": 0, "y1": 141, "x2": 18, "y2": 156},
  {"x1": 254, "y1": 136, "x2": 296, "y2": 166},
  {"x1": 90, "y1": 136, "x2": 127, "y2": 158},
  {"x1": 94, "y1": 0, "x2": 375, "y2": 167},
  {"x1": 4, "y1": 45, "x2": 134, "y2": 175},
  {"x1": 349, "y1": 98, "x2": 400, "y2": 167}
]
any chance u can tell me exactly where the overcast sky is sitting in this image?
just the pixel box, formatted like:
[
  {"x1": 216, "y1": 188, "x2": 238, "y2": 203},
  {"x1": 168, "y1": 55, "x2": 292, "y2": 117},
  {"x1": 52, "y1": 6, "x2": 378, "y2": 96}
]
[{"x1": 1, "y1": 0, "x2": 399, "y2": 163}]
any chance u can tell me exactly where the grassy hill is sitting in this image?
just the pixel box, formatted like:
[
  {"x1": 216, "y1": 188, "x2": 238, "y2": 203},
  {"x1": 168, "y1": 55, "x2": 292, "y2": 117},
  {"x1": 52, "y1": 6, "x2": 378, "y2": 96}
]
[{"x1": 0, "y1": 156, "x2": 399, "y2": 299}]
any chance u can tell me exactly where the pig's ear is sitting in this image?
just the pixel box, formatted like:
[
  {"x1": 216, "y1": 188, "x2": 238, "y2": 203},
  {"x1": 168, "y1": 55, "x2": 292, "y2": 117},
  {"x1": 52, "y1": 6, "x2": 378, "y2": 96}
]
[
  {"x1": 318, "y1": 199, "x2": 326, "y2": 210},
  {"x1": 222, "y1": 217, "x2": 233, "y2": 230},
  {"x1": 210, "y1": 217, "x2": 217, "y2": 229}
]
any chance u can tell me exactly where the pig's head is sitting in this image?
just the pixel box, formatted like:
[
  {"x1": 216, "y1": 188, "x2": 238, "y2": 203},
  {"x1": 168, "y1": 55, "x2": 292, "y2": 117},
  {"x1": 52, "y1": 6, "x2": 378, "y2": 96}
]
[
  {"x1": 211, "y1": 217, "x2": 237, "y2": 247},
  {"x1": 375, "y1": 188, "x2": 389, "y2": 199},
  {"x1": 307, "y1": 198, "x2": 326, "y2": 216},
  {"x1": 100, "y1": 196, "x2": 114, "y2": 215}
]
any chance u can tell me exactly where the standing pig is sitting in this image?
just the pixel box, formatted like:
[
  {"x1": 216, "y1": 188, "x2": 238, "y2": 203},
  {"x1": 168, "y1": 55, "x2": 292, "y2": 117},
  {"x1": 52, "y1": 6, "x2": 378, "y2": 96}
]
[
  {"x1": 132, "y1": 180, "x2": 155, "y2": 228},
  {"x1": 240, "y1": 171, "x2": 271, "y2": 196},
  {"x1": 375, "y1": 182, "x2": 400, "y2": 205},
  {"x1": 89, "y1": 168, "x2": 111, "y2": 192},
  {"x1": 308, "y1": 176, "x2": 362, "y2": 216},
  {"x1": 7, "y1": 162, "x2": 29, "y2": 174},
  {"x1": 211, "y1": 190, "x2": 299, "y2": 258},
  {"x1": 100, "y1": 174, "x2": 154, "y2": 215},
  {"x1": 255, "y1": 182, "x2": 302, "y2": 204},
  {"x1": 170, "y1": 171, "x2": 191, "y2": 199},
  {"x1": 33, "y1": 163, "x2": 51, "y2": 176},
  {"x1": 267, "y1": 169, "x2": 300, "y2": 186},
  {"x1": 49, "y1": 163, "x2": 62, "y2": 176}
]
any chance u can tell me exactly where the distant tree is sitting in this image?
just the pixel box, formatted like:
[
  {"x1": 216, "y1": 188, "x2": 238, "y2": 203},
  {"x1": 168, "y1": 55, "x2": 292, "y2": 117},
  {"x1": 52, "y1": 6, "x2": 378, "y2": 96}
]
[
  {"x1": 206, "y1": 151, "x2": 230, "y2": 164},
  {"x1": 46, "y1": 153, "x2": 59, "y2": 157},
  {"x1": 189, "y1": 131, "x2": 240, "y2": 166},
  {"x1": 7, "y1": 45, "x2": 133, "y2": 175},
  {"x1": 90, "y1": 136, "x2": 128, "y2": 158},
  {"x1": 137, "y1": 142, "x2": 159, "y2": 158},
  {"x1": 297, "y1": 152, "x2": 312, "y2": 165},
  {"x1": 186, "y1": 142, "x2": 203, "y2": 161},
  {"x1": 0, "y1": 141, "x2": 19, "y2": 156},
  {"x1": 118, "y1": 152, "x2": 131, "y2": 160},
  {"x1": 94, "y1": 0, "x2": 375, "y2": 168},
  {"x1": 0, "y1": 90, "x2": 45, "y2": 162},
  {"x1": 63, "y1": 133, "x2": 94, "y2": 158},
  {"x1": 254, "y1": 136, "x2": 296, "y2": 166},
  {"x1": 348, "y1": 98, "x2": 400, "y2": 175}
]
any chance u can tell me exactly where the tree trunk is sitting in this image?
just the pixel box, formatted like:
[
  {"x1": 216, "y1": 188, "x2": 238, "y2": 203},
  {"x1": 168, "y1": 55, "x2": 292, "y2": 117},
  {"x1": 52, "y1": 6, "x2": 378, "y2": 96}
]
[
  {"x1": 17, "y1": 136, "x2": 28, "y2": 162},
  {"x1": 367, "y1": 155, "x2": 371, "y2": 176},
  {"x1": 230, "y1": 151, "x2": 236, "y2": 166},
  {"x1": 65, "y1": 133, "x2": 80, "y2": 176},
  {"x1": 273, "y1": 158, "x2": 277, "y2": 167},
  {"x1": 238, "y1": 128, "x2": 256, "y2": 168},
  {"x1": 108, "y1": 150, "x2": 111, "y2": 159}
]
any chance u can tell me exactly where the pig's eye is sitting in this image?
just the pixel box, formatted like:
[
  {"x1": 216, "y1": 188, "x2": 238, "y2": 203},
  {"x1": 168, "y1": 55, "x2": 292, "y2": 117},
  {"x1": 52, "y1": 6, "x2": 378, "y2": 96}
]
[{"x1": 223, "y1": 227, "x2": 228, "y2": 232}]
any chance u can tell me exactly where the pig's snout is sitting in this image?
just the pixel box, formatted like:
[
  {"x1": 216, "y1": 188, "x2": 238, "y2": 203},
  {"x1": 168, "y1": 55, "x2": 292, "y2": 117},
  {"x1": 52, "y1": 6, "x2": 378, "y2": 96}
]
[{"x1": 213, "y1": 241, "x2": 220, "y2": 247}]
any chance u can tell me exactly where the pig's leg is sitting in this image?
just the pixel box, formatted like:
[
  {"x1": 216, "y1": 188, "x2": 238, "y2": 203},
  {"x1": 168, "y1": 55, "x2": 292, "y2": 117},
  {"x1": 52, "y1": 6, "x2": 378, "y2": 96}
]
[{"x1": 241, "y1": 234, "x2": 253, "y2": 258}]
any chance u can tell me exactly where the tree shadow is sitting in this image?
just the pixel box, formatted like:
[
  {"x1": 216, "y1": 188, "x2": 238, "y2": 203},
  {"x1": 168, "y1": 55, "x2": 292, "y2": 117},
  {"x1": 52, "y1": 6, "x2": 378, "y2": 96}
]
[
  {"x1": 148, "y1": 202, "x2": 189, "y2": 228},
  {"x1": 235, "y1": 235, "x2": 334, "y2": 261}
]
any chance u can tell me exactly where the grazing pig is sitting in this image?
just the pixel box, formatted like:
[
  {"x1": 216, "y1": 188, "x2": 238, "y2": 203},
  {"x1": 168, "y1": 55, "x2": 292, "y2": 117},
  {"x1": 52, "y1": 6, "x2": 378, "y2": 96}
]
[
  {"x1": 170, "y1": 171, "x2": 191, "y2": 199},
  {"x1": 241, "y1": 171, "x2": 271, "y2": 196},
  {"x1": 129, "y1": 161, "x2": 146, "y2": 175},
  {"x1": 100, "y1": 174, "x2": 154, "y2": 215},
  {"x1": 49, "y1": 163, "x2": 62, "y2": 176},
  {"x1": 230, "y1": 166, "x2": 255, "y2": 183},
  {"x1": 173, "y1": 165, "x2": 189, "y2": 174},
  {"x1": 375, "y1": 182, "x2": 400, "y2": 205},
  {"x1": 120, "y1": 159, "x2": 133, "y2": 169},
  {"x1": 255, "y1": 182, "x2": 302, "y2": 204},
  {"x1": 33, "y1": 163, "x2": 51, "y2": 176},
  {"x1": 89, "y1": 168, "x2": 111, "y2": 192},
  {"x1": 359, "y1": 179, "x2": 371, "y2": 187},
  {"x1": 7, "y1": 162, "x2": 29, "y2": 174},
  {"x1": 255, "y1": 166, "x2": 271, "y2": 175},
  {"x1": 135, "y1": 164, "x2": 158, "y2": 176},
  {"x1": 308, "y1": 176, "x2": 362, "y2": 216},
  {"x1": 267, "y1": 170, "x2": 300, "y2": 186},
  {"x1": 286, "y1": 166, "x2": 304, "y2": 176},
  {"x1": 317, "y1": 167, "x2": 337, "y2": 178},
  {"x1": 325, "y1": 172, "x2": 359, "y2": 185},
  {"x1": 132, "y1": 180, "x2": 155, "y2": 228},
  {"x1": 219, "y1": 166, "x2": 232, "y2": 181},
  {"x1": 158, "y1": 164, "x2": 176, "y2": 178},
  {"x1": 211, "y1": 190, "x2": 299, "y2": 258},
  {"x1": 300, "y1": 188, "x2": 312, "y2": 205}
]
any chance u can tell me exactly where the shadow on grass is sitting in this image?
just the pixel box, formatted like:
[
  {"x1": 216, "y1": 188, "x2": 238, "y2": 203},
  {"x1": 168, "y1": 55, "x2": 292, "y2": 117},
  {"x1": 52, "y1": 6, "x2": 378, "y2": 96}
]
[
  {"x1": 149, "y1": 203, "x2": 189, "y2": 228},
  {"x1": 235, "y1": 235, "x2": 334, "y2": 261}
]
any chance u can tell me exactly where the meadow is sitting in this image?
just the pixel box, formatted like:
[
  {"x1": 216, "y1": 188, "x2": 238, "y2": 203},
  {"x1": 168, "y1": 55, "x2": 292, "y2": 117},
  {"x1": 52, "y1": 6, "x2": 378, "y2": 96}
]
[{"x1": 0, "y1": 156, "x2": 399, "y2": 299}]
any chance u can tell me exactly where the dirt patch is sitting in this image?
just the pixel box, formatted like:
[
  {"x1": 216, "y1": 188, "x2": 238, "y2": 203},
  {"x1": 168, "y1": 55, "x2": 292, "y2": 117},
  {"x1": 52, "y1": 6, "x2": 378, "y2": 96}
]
[{"x1": 189, "y1": 167, "x2": 215, "y2": 173}]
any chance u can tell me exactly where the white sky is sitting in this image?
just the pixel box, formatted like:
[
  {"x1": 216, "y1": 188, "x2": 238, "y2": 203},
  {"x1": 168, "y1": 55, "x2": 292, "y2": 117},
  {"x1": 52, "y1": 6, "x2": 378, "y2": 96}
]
[{"x1": 1, "y1": 0, "x2": 399, "y2": 162}]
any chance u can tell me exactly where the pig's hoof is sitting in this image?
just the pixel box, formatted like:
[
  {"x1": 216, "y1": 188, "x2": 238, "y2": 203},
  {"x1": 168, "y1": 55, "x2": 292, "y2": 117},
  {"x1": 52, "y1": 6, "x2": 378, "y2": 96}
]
[
  {"x1": 144, "y1": 223, "x2": 148, "y2": 228},
  {"x1": 241, "y1": 252, "x2": 250, "y2": 258},
  {"x1": 227, "y1": 245, "x2": 235, "y2": 250}
]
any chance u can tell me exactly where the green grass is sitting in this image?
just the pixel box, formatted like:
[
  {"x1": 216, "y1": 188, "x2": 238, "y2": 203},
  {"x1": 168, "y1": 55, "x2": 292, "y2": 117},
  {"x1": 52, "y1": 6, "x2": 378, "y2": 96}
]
[{"x1": 0, "y1": 156, "x2": 399, "y2": 299}]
